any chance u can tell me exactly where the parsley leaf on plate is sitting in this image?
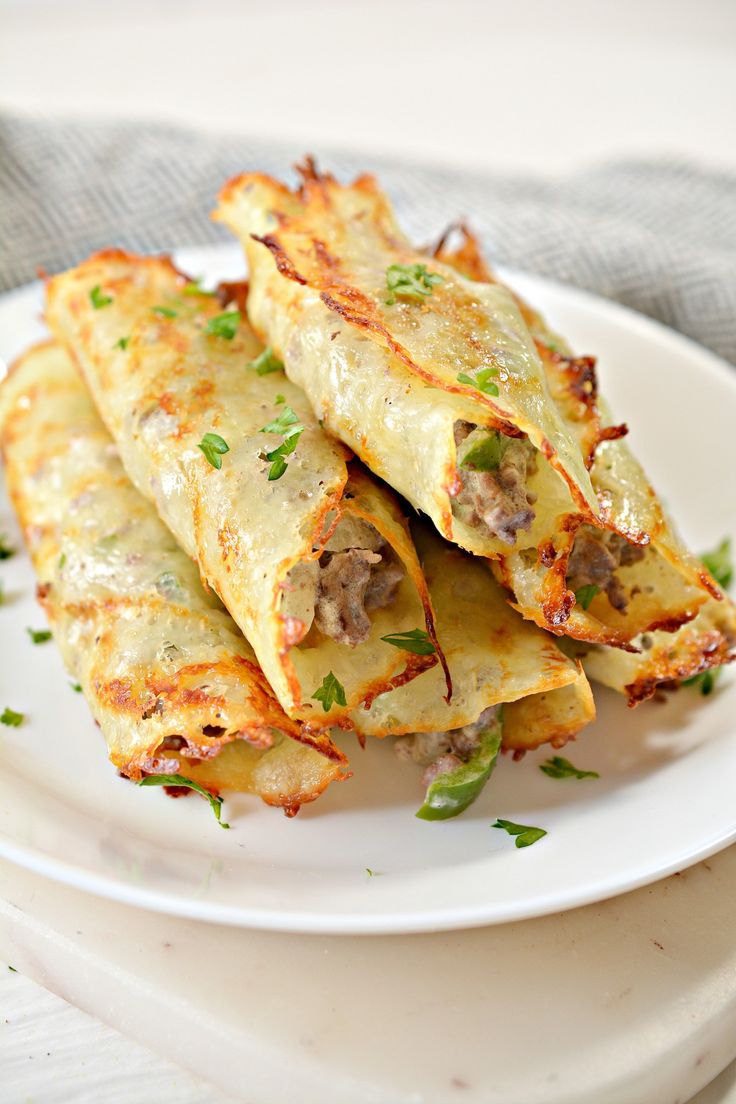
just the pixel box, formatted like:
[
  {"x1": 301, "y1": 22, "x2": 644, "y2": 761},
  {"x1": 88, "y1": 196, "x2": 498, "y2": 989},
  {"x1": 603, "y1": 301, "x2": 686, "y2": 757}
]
[
  {"x1": 1, "y1": 707, "x2": 24, "y2": 727},
  {"x1": 138, "y1": 774, "x2": 230, "y2": 828},
  {"x1": 540, "y1": 756, "x2": 599, "y2": 780},
  {"x1": 492, "y1": 818, "x2": 547, "y2": 848},
  {"x1": 0, "y1": 533, "x2": 15, "y2": 560}
]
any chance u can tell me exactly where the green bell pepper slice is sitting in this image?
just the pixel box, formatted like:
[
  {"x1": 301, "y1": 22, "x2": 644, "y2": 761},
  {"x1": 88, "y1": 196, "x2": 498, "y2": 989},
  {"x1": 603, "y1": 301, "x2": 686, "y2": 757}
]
[{"x1": 415, "y1": 711, "x2": 503, "y2": 821}]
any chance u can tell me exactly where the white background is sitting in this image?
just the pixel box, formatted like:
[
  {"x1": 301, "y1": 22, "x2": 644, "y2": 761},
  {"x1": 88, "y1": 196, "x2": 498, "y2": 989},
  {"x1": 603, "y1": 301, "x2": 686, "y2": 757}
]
[
  {"x1": 1, "y1": 0, "x2": 735, "y2": 1100},
  {"x1": 1, "y1": 0, "x2": 735, "y2": 174}
]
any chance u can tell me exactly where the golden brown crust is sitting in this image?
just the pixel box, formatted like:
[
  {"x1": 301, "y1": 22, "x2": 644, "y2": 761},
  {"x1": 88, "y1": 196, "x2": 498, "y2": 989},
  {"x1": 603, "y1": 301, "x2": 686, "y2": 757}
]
[
  {"x1": 1, "y1": 341, "x2": 348, "y2": 806},
  {"x1": 45, "y1": 249, "x2": 445, "y2": 729}
]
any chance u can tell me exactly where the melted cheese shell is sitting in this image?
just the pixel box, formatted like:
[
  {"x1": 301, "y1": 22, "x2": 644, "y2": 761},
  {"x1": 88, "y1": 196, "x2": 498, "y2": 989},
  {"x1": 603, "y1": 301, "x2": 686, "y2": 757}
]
[
  {"x1": 220, "y1": 172, "x2": 711, "y2": 649},
  {"x1": 496, "y1": 332, "x2": 716, "y2": 645},
  {"x1": 352, "y1": 525, "x2": 594, "y2": 752},
  {"x1": 433, "y1": 227, "x2": 718, "y2": 645},
  {"x1": 0, "y1": 342, "x2": 346, "y2": 811},
  {"x1": 215, "y1": 168, "x2": 601, "y2": 558},
  {"x1": 46, "y1": 252, "x2": 442, "y2": 728}
]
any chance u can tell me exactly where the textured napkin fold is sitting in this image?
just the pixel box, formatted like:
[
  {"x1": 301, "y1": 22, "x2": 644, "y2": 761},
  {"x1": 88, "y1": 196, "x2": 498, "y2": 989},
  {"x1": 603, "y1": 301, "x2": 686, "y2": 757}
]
[{"x1": 1, "y1": 112, "x2": 734, "y2": 364}]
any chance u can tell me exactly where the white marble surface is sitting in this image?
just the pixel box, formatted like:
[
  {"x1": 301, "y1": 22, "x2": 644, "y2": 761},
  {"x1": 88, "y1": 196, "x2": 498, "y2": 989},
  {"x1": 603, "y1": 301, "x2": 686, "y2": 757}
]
[
  {"x1": 3, "y1": 852, "x2": 736, "y2": 1104},
  {"x1": 0, "y1": 969, "x2": 229, "y2": 1104},
  {"x1": 1, "y1": 1, "x2": 735, "y2": 1100},
  {"x1": 2, "y1": 970, "x2": 736, "y2": 1104}
]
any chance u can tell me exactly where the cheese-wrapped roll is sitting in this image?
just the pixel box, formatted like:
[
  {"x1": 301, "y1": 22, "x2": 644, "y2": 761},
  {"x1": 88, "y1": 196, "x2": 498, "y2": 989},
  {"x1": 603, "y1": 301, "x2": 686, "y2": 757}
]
[
  {"x1": 352, "y1": 524, "x2": 594, "y2": 753},
  {"x1": 46, "y1": 252, "x2": 446, "y2": 729},
  {"x1": 349, "y1": 525, "x2": 594, "y2": 819},
  {"x1": 0, "y1": 343, "x2": 347, "y2": 813},
  {"x1": 218, "y1": 169, "x2": 719, "y2": 648},
  {"x1": 432, "y1": 227, "x2": 720, "y2": 647},
  {"x1": 216, "y1": 163, "x2": 603, "y2": 568}
]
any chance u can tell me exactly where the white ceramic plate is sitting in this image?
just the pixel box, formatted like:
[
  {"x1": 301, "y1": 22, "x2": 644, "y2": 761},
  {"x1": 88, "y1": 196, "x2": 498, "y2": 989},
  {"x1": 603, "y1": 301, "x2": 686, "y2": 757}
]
[{"x1": 0, "y1": 243, "x2": 734, "y2": 934}]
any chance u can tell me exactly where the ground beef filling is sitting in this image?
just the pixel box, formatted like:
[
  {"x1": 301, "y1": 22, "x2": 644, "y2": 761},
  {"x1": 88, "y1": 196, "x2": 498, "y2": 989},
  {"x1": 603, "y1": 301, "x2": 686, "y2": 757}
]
[
  {"x1": 395, "y1": 705, "x2": 499, "y2": 788},
  {"x1": 282, "y1": 516, "x2": 405, "y2": 648},
  {"x1": 566, "y1": 528, "x2": 646, "y2": 612},
  {"x1": 452, "y1": 422, "x2": 536, "y2": 546},
  {"x1": 314, "y1": 545, "x2": 404, "y2": 646}
]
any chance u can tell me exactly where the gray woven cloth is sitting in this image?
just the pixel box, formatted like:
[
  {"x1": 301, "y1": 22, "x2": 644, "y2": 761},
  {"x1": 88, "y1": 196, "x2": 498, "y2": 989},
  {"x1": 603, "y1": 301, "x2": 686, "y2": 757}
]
[{"x1": 2, "y1": 112, "x2": 735, "y2": 364}]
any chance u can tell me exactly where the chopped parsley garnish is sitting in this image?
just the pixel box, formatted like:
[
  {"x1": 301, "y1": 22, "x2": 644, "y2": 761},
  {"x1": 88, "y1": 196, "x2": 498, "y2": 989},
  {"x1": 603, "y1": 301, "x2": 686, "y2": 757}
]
[
  {"x1": 264, "y1": 436, "x2": 300, "y2": 480},
  {"x1": 197, "y1": 432, "x2": 230, "y2": 470},
  {"x1": 380, "y1": 628, "x2": 436, "y2": 656},
  {"x1": 152, "y1": 305, "x2": 178, "y2": 319},
  {"x1": 679, "y1": 539, "x2": 732, "y2": 696},
  {"x1": 701, "y1": 537, "x2": 733, "y2": 591},
  {"x1": 457, "y1": 367, "x2": 500, "y2": 397},
  {"x1": 0, "y1": 534, "x2": 16, "y2": 560},
  {"x1": 1, "y1": 707, "x2": 24, "y2": 727},
  {"x1": 138, "y1": 774, "x2": 230, "y2": 828},
  {"x1": 260, "y1": 407, "x2": 301, "y2": 436},
  {"x1": 492, "y1": 818, "x2": 547, "y2": 848},
  {"x1": 459, "y1": 431, "x2": 508, "y2": 472},
  {"x1": 275, "y1": 394, "x2": 286, "y2": 405},
  {"x1": 365, "y1": 868, "x2": 382, "y2": 877},
  {"x1": 248, "y1": 346, "x2": 284, "y2": 375},
  {"x1": 114, "y1": 336, "x2": 130, "y2": 350},
  {"x1": 70, "y1": 682, "x2": 82, "y2": 693},
  {"x1": 182, "y1": 278, "x2": 215, "y2": 297},
  {"x1": 90, "y1": 285, "x2": 112, "y2": 309},
  {"x1": 540, "y1": 756, "x2": 599, "y2": 780},
  {"x1": 259, "y1": 405, "x2": 304, "y2": 481},
  {"x1": 312, "y1": 671, "x2": 347, "y2": 713},
  {"x1": 58, "y1": 552, "x2": 67, "y2": 569},
  {"x1": 575, "y1": 585, "x2": 600, "y2": 610},
  {"x1": 204, "y1": 310, "x2": 240, "y2": 340},
  {"x1": 385, "y1": 263, "x2": 444, "y2": 305},
  {"x1": 683, "y1": 668, "x2": 723, "y2": 696},
  {"x1": 26, "y1": 627, "x2": 52, "y2": 644}
]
